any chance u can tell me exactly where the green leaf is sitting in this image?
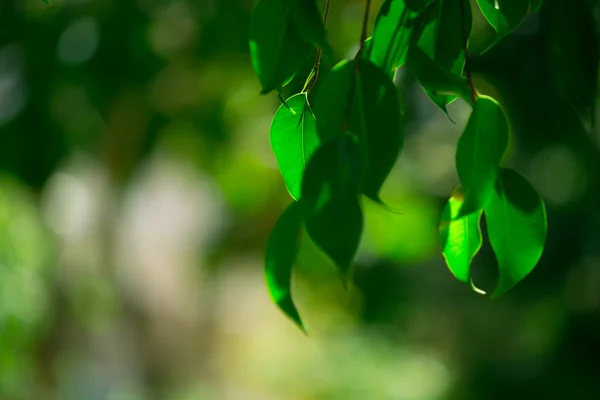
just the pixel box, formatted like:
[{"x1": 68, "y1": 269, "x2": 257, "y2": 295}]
[
  {"x1": 313, "y1": 59, "x2": 403, "y2": 202},
  {"x1": 439, "y1": 187, "x2": 484, "y2": 292},
  {"x1": 545, "y1": 0, "x2": 599, "y2": 125},
  {"x1": 270, "y1": 93, "x2": 320, "y2": 200},
  {"x1": 301, "y1": 135, "x2": 364, "y2": 286},
  {"x1": 367, "y1": 0, "x2": 417, "y2": 76},
  {"x1": 484, "y1": 168, "x2": 547, "y2": 298},
  {"x1": 290, "y1": 0, "x2": 333, "y2": 62},
  {"x1": 265, "y1": 201, "x2": 306, "y2": 331},
  {"x1": 476, "y1": 0, "x2": 529, "y2": 49},
  {"x1": 404, "y1": 0, "x2": 438, "y2": 12},
  {"x1": 415, "y1": 0, "x2": 472, "y2": 114},
  {"x1": 406, "y1": 45, "x2": 473, "y2": 105},
  {"x1": 249, "y1": 0, "x2": 313, "y2": 94},
  {"x1": 353, "y1": 59, "x2": 403, "y2": 201},
  {"x1": 530, "y1": 0, "x2": 543, "y2": 12},
  {"x1": 455, "y1": 95, "x2": 509, "y2": 217}
]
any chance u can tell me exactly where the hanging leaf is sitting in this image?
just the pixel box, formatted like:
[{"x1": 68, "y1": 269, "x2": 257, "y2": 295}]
[
  {"x1": 290, "y1": 0, "x2": 333, "y2": 62},
  {"x1": 249, "y1": 0, "x2": 313, "y2": 94},
  {"x1": 414, "y1": 0, "x2": 472, "y2": 114},
  {"x1": 530, "y1": 0, "x2": 543, "y2": 12},
  {"x1": 455, "y1": 95, "x2": 509, "y2": 217},
  {"x1": 265, "y1": 201, "x2": 306, "y2": 331},
  {"x1": 476, "y1": 0, "x2": 529, "y2": 50},
  {"x1": 544, "y1": 0, "x2": 599, "y2": 125},
  {"x1": 353, "y1": 59, "x2": 403, "y2": 202},
  {"x1": 367, "y1": 0, "x2": 418, "y2": 76},
  {"x1": 270, "y1": 93, "x2": 320, "y2": 200},
  {"x1": 484, "y1": 168, "x2": 547, "y2": 298},
  {"x1": 301, "y1": 135, "x2": 364, "y2": 286},
  {"x1": 439, "y1": 186, "x2": 485, "y2": 292},
  {"x1": 313, "y1": 59, "x2": 403, "y2": 202},
  {"x1": 406, "y1": 45, "x2": 473, "y2": 105}
]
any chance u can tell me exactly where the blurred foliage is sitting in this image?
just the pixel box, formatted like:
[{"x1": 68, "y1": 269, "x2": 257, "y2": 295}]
[{"x1": 0, "y1": 0, "x2": 598, "y2": 399}]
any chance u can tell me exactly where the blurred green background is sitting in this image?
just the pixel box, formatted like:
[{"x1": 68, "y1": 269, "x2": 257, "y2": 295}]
[{"x1": 1, "y1": 0, "x2": 600, "y2": 399}]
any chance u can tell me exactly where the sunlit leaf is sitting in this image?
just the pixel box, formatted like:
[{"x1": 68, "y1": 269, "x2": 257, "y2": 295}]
[
  {"x1": 484, "y1": 168, "x2": 547, "y2": 298},
  {"x1": 249, "y1": 0, "x2": 312, "y2": 94},
  {"x1": 406, "y1": 45, "x2": 473, "y2": 105},
  {"x1": 456, "y1": 95, "x2": 509, "y2": 217},
  {"x1": 270, "y1": 93, "x2": 320, "y2": 200},
  {"x1": 439, "y1": 186, "x2": 484, "y2": 292},
  {"x1": 290, "y1": 0, "x2": 333, "y2": 62},
  {"x1": 265, "y1": 201, "x2": 306, "y2": 331},
  {"x1": 301, "y1": 135, "x2": 364, "y2": 286},
  {"x1": 476, "y1": 0, "x2": 529, "y2": 49},
  {"x1": 367, "y1": 0, "x2": 418, "y2": 76}
]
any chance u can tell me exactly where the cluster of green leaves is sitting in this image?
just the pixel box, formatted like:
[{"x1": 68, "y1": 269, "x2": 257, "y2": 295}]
[{"x1": 250, "y1": 0, "x2": 549, "y2": 330}]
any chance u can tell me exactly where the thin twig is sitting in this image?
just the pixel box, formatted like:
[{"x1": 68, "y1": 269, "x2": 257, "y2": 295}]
[
  {"x1": 342, "y1": 0, "x2": 372, "y2": 132},
  {"x1": 460, "y1": 0, "x2": 477, "y2": 105},
  {"x1": 304, "y1": 0, "x2": 332, "y2": 94}
]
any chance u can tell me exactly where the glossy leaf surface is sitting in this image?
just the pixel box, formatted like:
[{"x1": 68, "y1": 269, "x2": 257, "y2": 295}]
[
  {"x1": 439, "y1": 187, "x2": 483, "y2": 289},
  {"x1": 270, "y1": 93, "x2": 320, "y2": 200},
  {"x1": 301, "y1": 136, "x2": 364, "y2": 285},
  {"x1": 476, "y1": 0, "x2": 529, "y2": 47},
  {"x1": 456, "y1": 95, "x2": 509, "y2": 217},
  {"x1": 484, "y1": 168, "x2": 547, "y2": 298},
  {"x1": 265, "y1": 201, "x2": 306, "y2": 331},
  {"x1": 249, "y1": 0, "x2": 312, "y2": 94}
]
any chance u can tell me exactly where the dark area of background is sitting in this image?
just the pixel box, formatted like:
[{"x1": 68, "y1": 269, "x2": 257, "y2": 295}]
[{"x1": 0, "y1": 0, "x2": 599, "y2": 399}]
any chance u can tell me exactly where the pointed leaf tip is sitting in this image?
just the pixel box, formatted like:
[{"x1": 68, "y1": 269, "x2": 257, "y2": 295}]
[{"x1": 265, "y1": 202, "x2": 306, "y2": 330}]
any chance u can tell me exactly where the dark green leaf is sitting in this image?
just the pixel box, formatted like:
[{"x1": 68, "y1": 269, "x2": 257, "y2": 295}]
[
  {"x1": 404, "y1": 0, "x2": 438, "y2": 12},
  {"x1": 476, "y1": 0, "x2": 529, "y2": 48},
  {"x1": 406, "y1": 45, "x2": 473, "y2": 105},
  {"x1": 313, "y1": 59, "x2": 403, "y2": 202},
  {"x1": 439, "y1": 186, "x2": 484, "y2": 292},
  {"x1": 455, "y1": 95, "x2": 509, "y2": 217},
  {"x1": 301, "y1": 135, "x2": 364, "y2": 286},
  {"x1": 415, "y1": 0, "x2": 472, "y2": 114},
  {"x1": 353, "y1": 59, "x2": 403, "y2": 201},
  {"x1": 484, "y1": 168, "x2": 547, "y2": 298},
  {"x1": 249, "y1": 0, "x2": 312, "y2": 94},
  {"x1": 530, "y1": 0, "x2": 543, "y2": 12},
  {"x1": 270, "y1": 93, "x2": 320, "y2": 200},
  {"x1": 265, "y1": 201, "x2": 306, "y2": 331},
  {"x1": 290, "y1": 0, "x2": 333, "y2": 62},
  {"x1": 545, "y1": 0, "x2": 599, "y2": 125}
]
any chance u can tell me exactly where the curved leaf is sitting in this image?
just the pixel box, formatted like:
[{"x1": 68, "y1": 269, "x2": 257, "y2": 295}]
[
  {"x1": 354, "y1": 59, "x2": 403, "y2": 201},
  {"x1": 484, "y1": 168, "x2": 547, "y2": 298},
  {"x1": 476, "y1": 0, "x2": 529, "y2": 49},
  {"x1": 456, "y1": 95, "x2": 509, "y2": 217},
  {"x1": 367, "y1": 0, "x2": 417, "y2": 76},
  {"x1": 415, "y1": 0, "x2": 472, "y2": 114},
  {"x1": 270, "y1": 93, "x2": 320, "y2": 200},
  {"x1": 530, "y1": 0, "x2": 543, "y2": 12},
  {"x1": 249, "y1": 0, "x2": 312, "y2": 94},
  {"x1": 439, "y1": 186, "x2": 484, "y2": 292},
  {"x1": 265, "y1": 201, "x2": 306, "y2": 331},
  {"x1": 406, "y1": 45, "x2": 473, "y2": 105},
  {"x1": 290, "y1": 0, "x2": 333, "y2": 61},
  {"x1": 301, "y1": 135, "x2": 364, "y2": 286}
]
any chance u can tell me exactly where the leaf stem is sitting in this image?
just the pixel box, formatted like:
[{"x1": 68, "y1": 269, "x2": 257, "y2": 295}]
[
  {"x1": 355, "y1": 0, "x2": 372, "y2": 60},
  {"x1": 304, "y1": 0, "x2": 332, "y2": 94},
  {"x1": 460, "y1": 0, "x2": 478, "y2": 105}
]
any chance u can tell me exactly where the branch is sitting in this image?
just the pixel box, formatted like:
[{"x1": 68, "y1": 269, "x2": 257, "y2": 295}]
[
  {"x1": 460, "y1": 0, "x2": 478, "y2": 105},
  {"x1": 304, "y1": 0, "x2": 332, "y2": 94}
]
